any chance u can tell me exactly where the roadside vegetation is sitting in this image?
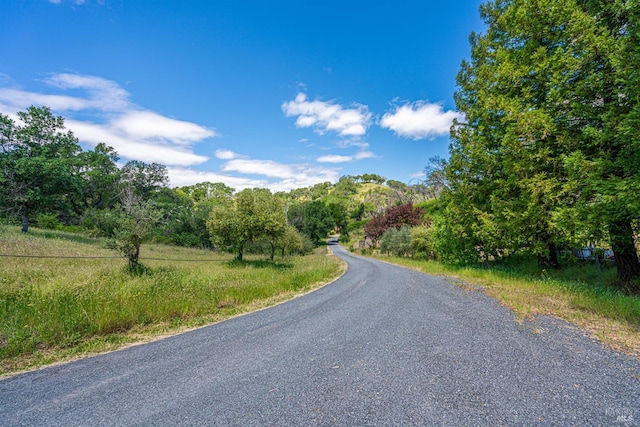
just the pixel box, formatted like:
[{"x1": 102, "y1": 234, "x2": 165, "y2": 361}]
[{"x1": 0, "y1": 226, "x2": 343, "y2": 376}]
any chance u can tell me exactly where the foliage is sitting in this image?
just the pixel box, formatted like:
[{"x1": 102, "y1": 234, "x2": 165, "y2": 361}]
[
  {"x1": 410, "y1": 225, "x2": 437, "y2": 260},
  {"x1": 0, "y1": 106, "x2": 84, "y2": 223},
  {"x1": 380, "y1": 225, "x2": 412, "y2": 257},
  {"x1": 440, "y1": 0, "x2": 640, "y2": 289},
  {"x1": 301, "y1": 200, "x2": 335, "y2": 244},
  {"x1": 363, "y1": 202, "x2": 426, "y2": 246},
  {"x1": 106, "y1": 188, "x2": 162, "y2": 272},
  {"x1": 35, "y1": 213, "x2": 63, "y2": 230},
  {"x1": 120, "y1": 160, "x2": 169, "y2": 200},
  {"x1": 207, "y1": 188, "x2": 287, "y2": 260}
]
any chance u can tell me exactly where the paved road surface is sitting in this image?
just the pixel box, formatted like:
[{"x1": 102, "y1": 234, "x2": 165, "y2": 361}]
[{"x1": 1, "y1": 242, "x2": 639, "y2": 426}]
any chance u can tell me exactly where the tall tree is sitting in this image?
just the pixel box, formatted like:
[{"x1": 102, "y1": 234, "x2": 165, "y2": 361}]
[
  {"x1": 74, "y1": 143, "x2": 121, "y2": 212},
  {"x1": 444, "y1": 0, "x2": 640, "y2": 281},
  {"x1": 302, "y1": 200, "x2": 335, "y2": 244},
  {"x1": 567, "y1": 0, "x2": 640, "y2": 284},
  {"x1": 120, "y1": 160, "x2": 169, "y2": 200},
  {"x1": 0, "y1": 106, "x2": 83, "y2": 225}
]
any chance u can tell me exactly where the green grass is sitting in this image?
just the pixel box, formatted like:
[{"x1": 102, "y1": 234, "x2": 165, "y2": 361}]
[
  {"x1": 0, "y1": 227, "x2": 344, "y2": 376},
  {"x1": 359, "y1": 249, "x2": 640, "y2": 359}
]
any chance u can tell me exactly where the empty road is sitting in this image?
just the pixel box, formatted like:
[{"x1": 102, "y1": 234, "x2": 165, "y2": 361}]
[{"x1": 1, "y1": 242, "x2": 639, "y2": 425}]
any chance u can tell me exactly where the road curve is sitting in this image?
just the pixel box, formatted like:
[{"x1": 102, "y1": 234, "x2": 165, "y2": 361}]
[{"x1": 1, "y1": 242, "x2": 639, "y2": 426}]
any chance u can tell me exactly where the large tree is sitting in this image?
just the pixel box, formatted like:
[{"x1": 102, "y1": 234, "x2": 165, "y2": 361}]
[
  {"x1": 567, "y1": 0, "x2": 640, "y2": 284},
  {"x1": 207, "y1": 188, "x2": 287, "y2": 261},
  {"x1": 444, "y1": 0, "x2": 640, "y2": 283},
  {"x1": 0, "y1": 106, "x2": 84, "y2": 225},
  {"x1": 301, "y1": 200, "x2": 335, "y2": 244},
  {"x1": 74, "y1": 142, "x2": 121, "y2": 213}
]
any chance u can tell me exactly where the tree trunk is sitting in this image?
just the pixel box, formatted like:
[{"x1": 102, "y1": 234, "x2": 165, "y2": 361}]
[
  {"x1": 609, "y1": 218, "x2": 640, "y2": 285},
  {"x1": 537, "y1": 241, "x2": 560, "y2": 269},
  {"x1": 237, "y1": 242, "x2": 244, "y2": 261},
  {"x1": 270, "y1": 243, "x2": 276, "y2": 261}
]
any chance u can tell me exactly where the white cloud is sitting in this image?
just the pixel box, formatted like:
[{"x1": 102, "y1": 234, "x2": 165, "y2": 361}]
[
  {"x1": 380, "y1": 101, "x2": 462, "y2": 140},
  {"x1": 112, "y1": 111, "x2": 216, "y2": 145},
  {"x1": 0, "y1": 72, "x2": 215, "y2": 167},
  {"x1": 0, "y1": 88, "x2": 88, "y2": 112},
  {"x1": 0, "y1": 73, "x2": 345, "y2": 192},
  {"x1": 49, "y1": 0, "x2": 89, "y2": 5},
  {"x1": 215, "y1": 153, "x2": 340, "y2": 190},
  {"x1": 317, "y1": 150, "x2": 378, "y2": 164},
  {"x1": 354, "y1": 150, "x2": 377, "y2": 160},
  {"x1": 167, "y1": 167, "x2": 270, "y2": 191},
  {"x1": 42, "y1": 73, "x2": 130, "y2": 111},
  {"x1": 215, "y1": 149, "x2": 249, "y2": 160},
  {"x1": 317, "y1": 154, "x2": 353, "y2": 164},
  {"x1": 169, "y1": 153, "x2": 340, "y2": 192},
  {"x1": 67, "y1": 119, "x2": 209, "y2": 166},
  {"x1": 282, "y1": 93, "x2": 371, "y2": 137}
]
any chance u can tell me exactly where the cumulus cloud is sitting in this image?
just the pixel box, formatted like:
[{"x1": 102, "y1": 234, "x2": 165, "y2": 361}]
[
  {"x1": 380, "y1": 101, "x2": 462, "y2": 140},
  {"x1": 0, "y1": 72, "x2": 216, "y2": 167},
  {"x1": 167, "y1": 167, "x2": 270, "y2": 191},
  {"x1": 317, "y1": 150, "x2": 378, "y2": 164},
  {"x1": 212, "y1": 153, "x2": 340, "y2": 192},
  {"x1": 214, "y1": 149, "x2": 249, "y2": 160},
  {"x1": 111, "y1": 111, "x2": 214, "y2": 145},
  {"x1": 317, "y1": 154, "x2": 353, "y2": 164},
  {"x1": 282, "y1": 93, "x2": 371, "y2": 137}
]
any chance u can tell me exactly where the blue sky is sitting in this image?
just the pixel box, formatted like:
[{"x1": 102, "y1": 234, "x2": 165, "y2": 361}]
[{"x1": 0, "y1": 0, "x2": 484, "y2": 191}]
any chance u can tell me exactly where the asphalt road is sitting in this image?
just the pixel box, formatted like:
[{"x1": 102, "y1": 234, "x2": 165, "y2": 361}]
[{"x1": 1, "y1": 242, "x2": 639, "y2": 426}]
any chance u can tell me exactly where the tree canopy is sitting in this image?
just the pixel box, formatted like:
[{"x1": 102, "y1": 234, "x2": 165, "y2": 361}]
[{"x1": 440, "y1": 0, "x2": 640, "y2": 285}]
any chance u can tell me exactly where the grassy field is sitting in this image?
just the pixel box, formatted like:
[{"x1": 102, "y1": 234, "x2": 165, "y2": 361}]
[
  {"x1": 359, "y1": 250, "x2": 640, "y2": 359},
  {"x1": 0, "y1": 227, "x2": 344, "y2": 376}
]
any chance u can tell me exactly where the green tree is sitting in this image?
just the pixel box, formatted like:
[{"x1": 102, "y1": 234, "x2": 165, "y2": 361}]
[
  {"x1": 565, "y1": 0, "x2": 640, "y2": 284},
  {"x1": 410, "y1": 225, "x2": 437, "y2": 260},
  {"x1": 120, "y1": 160, "x2": 169, "y2": 200},
  {"x1": 0, "y1": 106, "x2": 84, "y2": 226},
  {"x1": 302, "y1": 200, "x2": 335, "y2": 244},
  {"x1": 380, "y1": 225, "x2": 412, "y2": 257},
  {"x1": 108, "y1": 186, "x2": 162, "y2": 272},
  {"x1": 444, "y1": 0, "x2": 640, "y2": 286},
  {"x1": 207, "y1": 188, "x2": 287, "y2": 261},
  {"x1": 74, "y1": 143, "x2": 121, "y2": 212}
]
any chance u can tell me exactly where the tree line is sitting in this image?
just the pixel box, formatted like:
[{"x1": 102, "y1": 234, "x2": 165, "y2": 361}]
[{"x1": 0, "y1": 106, "x2": 432, "y2": 268}]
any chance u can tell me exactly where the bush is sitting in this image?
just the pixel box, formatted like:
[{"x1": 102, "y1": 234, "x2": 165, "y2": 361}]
[
  {"x1": 81, "y1": 209, "x2": 122, "y2": 237},
  {"x1": 35, "y1": 213, "x2": 62, "y2": 230},
  {"x1": 380, "y1": 225, "x2": 412, "y2": 257},
  {"x1": 410, "y1": 225, "x2": 437, "y2": 260}
]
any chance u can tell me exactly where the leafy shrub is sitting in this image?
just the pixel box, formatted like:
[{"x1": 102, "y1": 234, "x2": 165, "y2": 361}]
[
  {"x1": 380, "y1": 225, "x2": 412, "y2": 257},
  {"x1": 81, "y1": 208, "x2": 122, "y2": 237},
  {"x1": 35, "y1": 213, "x2": 62, "y2": 230},
  {"x1": 410, "y1": 225, "x2": 437, "y2": 260}
]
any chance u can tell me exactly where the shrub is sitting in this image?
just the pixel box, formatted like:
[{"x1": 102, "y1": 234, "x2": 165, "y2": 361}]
[
  {"x1": 380, "y1": 225, "x2": 412, "y2": 257},
  {"x1": 35, "y1": 213, "x2": 63, "y2": 230},
  {"x1": 410, "y1": 225, "x2": 437, "y2": 260}
]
